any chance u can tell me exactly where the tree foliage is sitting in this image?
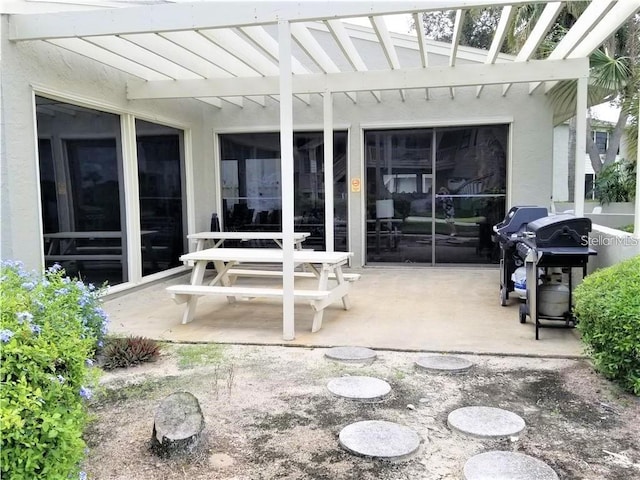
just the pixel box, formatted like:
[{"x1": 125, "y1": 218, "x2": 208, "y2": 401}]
[{"x1": 415, "y1": 6, "x2": 639, "y2": 174}]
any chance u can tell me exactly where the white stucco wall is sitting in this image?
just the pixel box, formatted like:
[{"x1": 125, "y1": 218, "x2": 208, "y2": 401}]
[
  {"x1": 0, "y1": 15, "x2": 207, "y2": 272},
  {"x1": 553, "y1": 124, "x2": 569, "y2": 202}
]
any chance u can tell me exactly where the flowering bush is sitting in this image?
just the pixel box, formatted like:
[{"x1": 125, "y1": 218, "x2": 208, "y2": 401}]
[{"x1": 0, "y1": 261, "x2": 107, "y2": 480}]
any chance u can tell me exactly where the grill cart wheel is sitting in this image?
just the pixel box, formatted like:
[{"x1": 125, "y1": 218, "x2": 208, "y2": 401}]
[
  {"x1": 500, "y1": 286, "x2": 508, "y2": 306},
  {"x1": 519, "y1": 304, "x2": 527, "y2": 324}
]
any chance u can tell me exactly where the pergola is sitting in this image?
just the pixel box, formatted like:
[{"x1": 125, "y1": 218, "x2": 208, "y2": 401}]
[{"x1": 7, "y1": 0, "x2": 640, "y2": 339}]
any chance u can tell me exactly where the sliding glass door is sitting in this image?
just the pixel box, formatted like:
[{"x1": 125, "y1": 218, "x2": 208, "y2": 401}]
[
  {"x1": 219, "y1": 131, "x2": 348, "y2": 250},
  {"x1": 365, "y1": 125, "x2": 507, "y2": 265}
]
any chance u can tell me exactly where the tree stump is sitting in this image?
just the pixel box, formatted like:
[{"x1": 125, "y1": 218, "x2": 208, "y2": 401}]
[{"x1": 151, "y1": 392, "x2": 205, "y2": 458}]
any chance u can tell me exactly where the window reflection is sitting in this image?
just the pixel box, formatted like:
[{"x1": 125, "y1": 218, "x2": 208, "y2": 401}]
[
  {"x1": 136, "y1": 120, "x2": 186, "y2": 276},
  {"x1": 219, "y1": 132, "x2": 348, "y2": 250}
]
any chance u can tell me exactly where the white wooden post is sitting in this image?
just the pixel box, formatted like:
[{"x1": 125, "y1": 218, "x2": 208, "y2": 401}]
[
  {"x1": 323, "y1": 89, "x2": 334, "y2": 252},
  {"x1": 278, "y1": 20, "x2": 295, "y2": 341},
  {"x1": 120, "y1": 114, "x2": 141, "y2": 282},
  {"x1": 574, "y1": 76, "x2": 588, "y2": 216}
]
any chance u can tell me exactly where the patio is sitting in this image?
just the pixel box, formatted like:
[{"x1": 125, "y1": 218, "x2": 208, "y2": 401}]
[{"x1": 103, "y1": 266, "x2": 583, "y2": 357}]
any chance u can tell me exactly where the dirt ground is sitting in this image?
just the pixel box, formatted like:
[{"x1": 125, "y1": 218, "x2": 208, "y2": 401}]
[{"x1": 83, "y1": 343, "x2": 640, "y2": 480}]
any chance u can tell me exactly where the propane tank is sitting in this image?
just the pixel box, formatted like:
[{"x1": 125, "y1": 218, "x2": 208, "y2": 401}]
[{"x1": 538, "y1": 272, "x2": 570, "y2": 317}]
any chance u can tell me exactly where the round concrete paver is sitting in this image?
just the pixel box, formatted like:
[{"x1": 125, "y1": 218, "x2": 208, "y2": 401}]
[
  {"x1": 339, "y1": 420, "x2": 421, "y2": 461},
  {"x1": 448, "y1": 406, "x2": 525, "y2": 439},
  {"x1": 415, "y1": 355, "x2": 473, "y2": 373},
  {"x1": 325, "y1": 346, "x2": 377, "y2": 364},
  {"x1": 464, "y1": 451, "x2": 559, "y2": 480},
  {"x1": 327, "y1": 376, "x2": 391, "y2": 402}
]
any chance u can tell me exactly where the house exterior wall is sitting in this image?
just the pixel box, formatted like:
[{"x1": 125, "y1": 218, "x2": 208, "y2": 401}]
[
  {"x1": 0, "y1": 15, "x2": 207, "y2": 274},
  {"x1": 1, "y1": 14, "x2": 557, "y2": 274},
  {"x1": 207, "y1": 84, "x2": 555, "y2": 266}
]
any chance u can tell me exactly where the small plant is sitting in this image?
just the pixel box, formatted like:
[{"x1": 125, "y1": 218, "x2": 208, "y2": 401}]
[
  {"x1": 101, "y1": 336, "x2": 161, "y2": 370},
  {"x1": 176, "y1": 343, "x2": 224, "y2": 369},
  {"x1": 0, "y1": 261, "x2": 105, "y2": 480},
  {"x1": 574, "y1": 256, "x2": 640, "y2": 395}
]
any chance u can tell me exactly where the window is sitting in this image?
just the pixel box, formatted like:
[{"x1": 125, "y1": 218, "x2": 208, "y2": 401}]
[
  {"x1": 136, "y1": 120, "x2": 186, "y2": 276},
  {"x1": 219, "y1": 131, "x2": 348, "y2": 249},
  {"x1": 593, "y1": 131, "x2": 608, "y2": 155}
]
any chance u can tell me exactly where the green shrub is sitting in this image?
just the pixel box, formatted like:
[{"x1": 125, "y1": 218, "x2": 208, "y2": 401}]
[
  {"x1": 0, "y1": 261, "x2": 107, "y2": 480},
  {"x1": 574, "y1": 256, "x2": 640, "y2": 395},
  {"x1": 101, "y1": 336, "x2": 161, "y2": 370},
  {"x1": 594, "y1": 158, "x2": 636, "y2": 204}
]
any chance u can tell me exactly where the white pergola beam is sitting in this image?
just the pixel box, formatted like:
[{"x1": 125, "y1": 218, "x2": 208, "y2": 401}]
[
  {"x1": 325, "y1": 19, "x2": 381, "y2": 102},
  {"x1": 370, "y1": 16, "x2": 405, "y2": 101},
  {"x1": 239, "y1": 26, "x2": 312, "y2": 105},
  {"x1": 502, "y1": 1, "x2": 563, "y2": 96},
  {"x1": 537, "y1": 0, "x2": 616, "y2": 93},
  {"x1": 123, "y1": 33, "x2": 230, "y2": 79},
  {"x1": 127, "y1": 57, "x2": 589, "y2": 99},
  {"x1": 413, "y1": 11, "x2": 430, "y2": 100},
  {"x1": 448, "y1": 9, "x2": 465, "y2": 98},
  {"x1": 47, "y1": 38, "x2": 172, "y2": 81},
  {"x1": 86, "y1": 35, "x2": 202, "y2": 80},
  {"x1": 477, "y1": 5, "x2": 513, "y2": 97},
  {"x1": 199, "y1": 28, "x2": 279, "y2": 76},
  {"x1": 542, "y1": 0, "x2": 640, "y2": 94},
  {"x1": 161, "y1": 30, "x2": 260, "y2": 77},
  {"x1": 291, "y1": 23, "x2": 357, "y2": 103},
  {"x1": 9, "y1": 1, "x2": 546, "y2": 41}
]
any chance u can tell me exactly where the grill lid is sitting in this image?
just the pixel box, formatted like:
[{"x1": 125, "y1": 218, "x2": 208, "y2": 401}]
[{"x1": 525, "y1": 214, "x2": 591, "y2": 249}]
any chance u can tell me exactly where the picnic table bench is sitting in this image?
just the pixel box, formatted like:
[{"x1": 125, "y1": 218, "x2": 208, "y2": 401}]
[{"x1": 167, "y1": 247, "x2": 357, "y2": 333}]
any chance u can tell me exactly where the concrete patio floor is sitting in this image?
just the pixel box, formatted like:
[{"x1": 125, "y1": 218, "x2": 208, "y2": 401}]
[{"x1": 103, "y1": 267, "x2": 583, "y2": 357}]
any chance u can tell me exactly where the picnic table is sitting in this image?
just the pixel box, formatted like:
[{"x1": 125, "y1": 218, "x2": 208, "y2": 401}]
[
  {"x1": 167, "y1": 247, "x2": 359, "y2": 333},
  {"x1": 187, "y1": 231, "x2": 310, "y2": 251}
]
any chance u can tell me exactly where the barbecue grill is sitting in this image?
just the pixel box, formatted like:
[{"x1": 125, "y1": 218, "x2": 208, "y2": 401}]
[
  {"x1": 514, "y1": 213, "x2": 596, "y2": 339},
  {"x1": 493, "y1": 206, "x2": 548, "y2": 306}
]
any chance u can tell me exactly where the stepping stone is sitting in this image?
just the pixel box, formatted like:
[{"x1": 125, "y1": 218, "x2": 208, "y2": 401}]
[
  {"x1": 464, "y1": 451, "x2": 559, "y2": 480},
  {"x1": 415, "y1": 355, "x2": 473, "y2": 373},
  {"x1": 325, "y1": 346, "x2": 377, "y2": 364},
  {"x1": 448, "y1": 406, "x2": 525, "y2": 439},
  {"x1": 327, "y1": 376, "x2": 391, "y2": 402},
  {"x1": 339, "y1": 420, "x2": 421, "y2": 461}
]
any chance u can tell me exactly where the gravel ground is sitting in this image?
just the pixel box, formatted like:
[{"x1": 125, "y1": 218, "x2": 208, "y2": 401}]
[{"x1": 83, "y1": 343, "x2": 640, "y2": 480}]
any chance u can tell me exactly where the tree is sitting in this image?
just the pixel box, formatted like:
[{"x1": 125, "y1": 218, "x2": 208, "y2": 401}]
[{"x1": 415, "y1": 7, "x2": 639, "y2": 178}]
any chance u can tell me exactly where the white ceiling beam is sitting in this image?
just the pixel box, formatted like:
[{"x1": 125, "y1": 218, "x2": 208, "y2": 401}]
[
  {"x1": 127, "y1": 57, "x2": 588, "y2": 99},
  {"x1": 122, "y1": 33, "x2": 230, "y2": 78},
  {"x1": 542, "y1": 0, "x2": 640, "y2": 94},
  {"x1": 413, "y1": 12, "x2": 430, "y2": 100},
  {"x1": 502, "y1": 1, "x2": 563, "y2": 96},
  {"x1": 448, "y1": 9, "x2": 465, "y2": 99},
  {"x1": 9, "y1": 1, "x2": 547, "y2": 41},
  {"x1": 198, "y1": 28, "x2": 279, "y2": 76},
  {"x1": 220, "y1": 96, "x2": 244, "y2": 108},
  {"x1": 569, "y1": 0, "x2": 640, "y2": 57},
  {"x1": 46, "y1": 38, "x2": 171, "y2": 81},
  {"x1": 196, "y1": 97, "x2": 222, "y2": 109},
  {"x1": 476, "y1": 5, "x2": 514, "y2": 97},
  {"x1": 370, "y1": 15, "x2": 405, "y2": 101},
  {"x1": 160, "y1": 30, "x2": 259, "y2": 78},
  {"x1": 238, "y1": 26, "x2": 312, "y2": 105},
  {"x1": 85, "y1": 35, "x2": 202, "y2": 80},
  {"x1": 325, "y1": 19, "x2": 381, "y2": 103},
  {"x1": 291, "y1": 23, "x2": 357, "y2": 103}
]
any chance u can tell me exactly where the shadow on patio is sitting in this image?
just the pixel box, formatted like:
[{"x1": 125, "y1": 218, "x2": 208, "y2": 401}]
[{"x1": 103, "y1": 267, "x2": 583, "y2": 357}]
